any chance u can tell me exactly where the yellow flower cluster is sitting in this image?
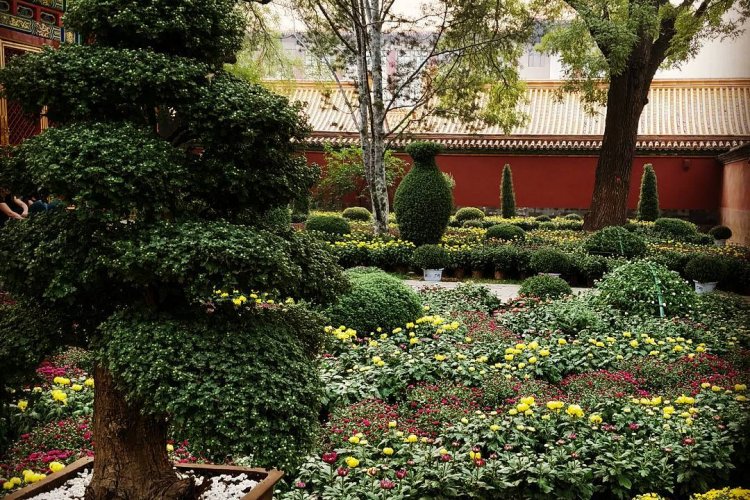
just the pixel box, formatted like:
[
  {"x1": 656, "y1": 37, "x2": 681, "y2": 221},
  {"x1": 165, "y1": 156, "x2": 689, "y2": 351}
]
[
  {"x1": 53, "y1": 376, "x2": 71, "y2": 386},
  {"x1": 566, "y1": 404, "x2": 585, "y2": 418},
  {"x1": 692, "y1": 488, "x2": 750, "y2": 500},
  {"x1": 332, "y1": 238, "x2": 415, "y2": 251},
  {"x1": 51, "y1": 389, "x2": 67, "y2": 404},
  {"x1": 213, "y1": 289, "x2": 291, "y2": 308}
]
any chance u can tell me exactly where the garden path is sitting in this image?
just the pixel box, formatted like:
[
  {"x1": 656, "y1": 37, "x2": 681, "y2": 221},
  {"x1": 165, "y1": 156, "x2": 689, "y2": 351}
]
[{"x1": 404, "y1": 280, "x2": 590, "y2": 303}]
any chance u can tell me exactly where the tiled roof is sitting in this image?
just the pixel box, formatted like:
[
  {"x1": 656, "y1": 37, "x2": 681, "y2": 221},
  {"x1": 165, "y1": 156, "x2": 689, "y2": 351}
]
[{"x1": 278, "y1": 79, "x2": 750, "y2": 152}]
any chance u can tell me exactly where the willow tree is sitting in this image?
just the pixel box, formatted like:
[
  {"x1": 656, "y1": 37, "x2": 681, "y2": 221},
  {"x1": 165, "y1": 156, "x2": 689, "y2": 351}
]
[
  {"x1": 0, "y1": 0, "x2": 346, "y2": 498},
  {"x1": 540, "y1": 0, "x2": 750, "y2": 229},
  {"x1": 284, "y1": 0, "x2": 536, "y2": 234}
]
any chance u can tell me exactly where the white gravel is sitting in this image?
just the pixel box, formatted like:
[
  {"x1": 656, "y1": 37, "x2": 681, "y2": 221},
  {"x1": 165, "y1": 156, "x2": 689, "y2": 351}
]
[{"x1": 28, "y1": 469, "x2": 258, "y2": 499}]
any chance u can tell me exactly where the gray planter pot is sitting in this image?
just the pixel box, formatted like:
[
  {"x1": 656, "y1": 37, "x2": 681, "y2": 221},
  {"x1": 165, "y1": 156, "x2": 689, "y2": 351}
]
[
  {"x1": 423, "y1": 269, "x2": 444, "y2": 282},
  {"x1": 694, "y1": 281, "x2": 718, "y2": 294}
]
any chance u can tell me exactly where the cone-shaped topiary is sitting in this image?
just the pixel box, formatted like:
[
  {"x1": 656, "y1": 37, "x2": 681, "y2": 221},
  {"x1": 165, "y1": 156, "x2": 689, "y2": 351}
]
[
  {"x1": 0, "y1": 0, "x2": 347, "y2": 495},
  {"x1": 394, "y1": 142, "x2": 453, "y2": 245},
  {"x1": 637, "y1": 164, "x2": 660, "y2": 221},
  {"x1": 501, "y1": 164, "x2": 516, "y2": 218}
]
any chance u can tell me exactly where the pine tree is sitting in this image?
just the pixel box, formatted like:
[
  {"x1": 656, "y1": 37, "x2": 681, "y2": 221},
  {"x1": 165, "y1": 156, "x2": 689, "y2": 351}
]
[
  {"x1": 0, "y1": 1, "x2": 346, "y2": 497},
  {"x1": 501, "y1": 164, "x2": 516, "y2": 218},
  {"x1": 637, "y1": 164, "x2": 660, "y2": 221}
]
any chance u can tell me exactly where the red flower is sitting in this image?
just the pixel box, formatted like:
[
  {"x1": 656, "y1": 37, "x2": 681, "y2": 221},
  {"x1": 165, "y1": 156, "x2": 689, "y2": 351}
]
[
  {"x1": 380, "y1": 479, "x2": 396, "y2": 490},
  {"x1": 322, "y1": 451, "x2": 338, "y2": 464},
  {"x1": 337, "y1": 467, "x2": 349, "y2": 477},
  {"x1": 396, "y1": 469, "x2": 407, "y2": 479},
  {"x1": 682, "y1": 438, "x2": 695, "y2": 446},
  {"x1": 474, "y1": 458, "x2": 486, "y2": 467}
]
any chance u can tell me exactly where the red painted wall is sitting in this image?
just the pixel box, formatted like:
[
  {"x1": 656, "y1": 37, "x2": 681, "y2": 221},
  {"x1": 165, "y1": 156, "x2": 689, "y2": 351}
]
[
  {"x1": 305, "y1": 151, "x2": 722, "y2": 211},
  {"x1": 720, "y1": 156, "x2": 750, "y2": 246}
]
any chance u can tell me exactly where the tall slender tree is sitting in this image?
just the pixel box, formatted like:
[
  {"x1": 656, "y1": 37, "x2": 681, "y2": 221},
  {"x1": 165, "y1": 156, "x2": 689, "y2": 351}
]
[
  {"x1": 637, "y1": 163, "x2": 660, "y2": 221},
  {"x1": 501, "y1": 163, "x2": 517, "y2": 218},
  {"x1": 0, "y1": 0, "x2": 345, "y2": 498},
  {"x1": 539, "y1": 0, "x2": 750, "y2": 229},
  {"x1": 283, "y1": 0, "x2": 536, "y2": 234}
]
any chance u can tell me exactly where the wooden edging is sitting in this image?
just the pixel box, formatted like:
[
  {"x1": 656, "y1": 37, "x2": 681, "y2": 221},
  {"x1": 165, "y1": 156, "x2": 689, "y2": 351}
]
[{"x1": 5, "y1": 458, "x2": 284, "y2": 500}]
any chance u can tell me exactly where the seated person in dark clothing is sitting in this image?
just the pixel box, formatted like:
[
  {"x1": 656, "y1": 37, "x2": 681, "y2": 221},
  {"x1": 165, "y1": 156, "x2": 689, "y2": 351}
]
[{"x1": 1, "y1": 186, "x2": 27, "y2": 226}]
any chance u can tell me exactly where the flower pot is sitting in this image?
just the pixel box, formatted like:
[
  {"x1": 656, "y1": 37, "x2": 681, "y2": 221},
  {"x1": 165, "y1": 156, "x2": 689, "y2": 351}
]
[
  {"x1": 694, "y1": 281, "x2": 718, "y2": 294},
  {"x1": 471, "y1": 270, "x2": 483, "y2": 279},
  {"x1": 494, "y1": 270, "x2": 505, "y2": 280},
  {"x1": 395, "y1": 265, "x2": 410, "y2": 275},
  {"x1": 454, "y1": 268, "x2": 466, "y2": 279},
  {"x1": 714, "y1": 239, "x2": 726, "y2": 247},
  {"x1": 538, "y1": 272, "x2": 561, "y2": 278},
  {"x1": 5, "y1": 457, "x2": 284, "y2": 500},
  {"x1": 423, "y1": 269, "x2": 444, "y2": 282}
]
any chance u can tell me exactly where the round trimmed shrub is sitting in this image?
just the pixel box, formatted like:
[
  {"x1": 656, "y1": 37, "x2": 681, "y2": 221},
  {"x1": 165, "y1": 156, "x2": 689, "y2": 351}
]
[
  {"x1": 535, "y1": 215, "x2": 551, "y2": 222},
  {"x1": 584, "y1": 226, "x2": 647, "y2": 258},
  {"x1": 519, "y1": 275, "x2": 572, "y2": 300},
  {"x1": 708, "y1": 225, "x2": 732, "y2": 241},
  {"x1": 462, "y1": 219, "x2": 485, "y2": 228},
  {"x1": 342, "y1": 207, "x2": 372, "y2": 222},
  {"x1": 654, "y1": 217, "x2": 696, "y2": 240},
  {"x1": 262, "y1": 206, "x2": 291, "y2": 229},
  {"x1": 596, "y1": 261, "x2": 695, "y2": 317},
  {"x1": 530, "y1": 248, "x2": 572, "y2": 274},
  {"x1": 455, "y1": 207, "x2": 485, "y2": 223},
  {"x1": 538, "y1": 221, "x2": 555, "y2": 230},
  {"x1": 564, "y1": 213, "x2": 583, "y2": 221},
  {"x1": 306, "y1": 215, "x2": 351, "y2": 235},
  {"x1": 685, "y1": 255, "x2": 728, "y2": 283},
  {"x1": 412, "y1": 244, "x2": 449, "y2": 269},
  {"x1": 326, "y1": 268, "x2": 422, "y2": 334},
  {"x1": 485, "y1": 224, "x2": 525, "y2": 242},
  {"x1": 394, "y1": 142, "x2": 453, "y2": 245}
]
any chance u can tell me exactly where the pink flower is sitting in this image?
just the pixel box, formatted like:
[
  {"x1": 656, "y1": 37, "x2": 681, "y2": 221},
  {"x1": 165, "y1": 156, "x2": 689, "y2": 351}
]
[
  {"x1": 395, "y1": 469, "x2": 407, "y2": 479},
  {"x1": 337, "y1": 467, "x2": 349, "y2": 477},
  {"x1": 380, "y1": 479, "x2": 396, "y2": 490}
]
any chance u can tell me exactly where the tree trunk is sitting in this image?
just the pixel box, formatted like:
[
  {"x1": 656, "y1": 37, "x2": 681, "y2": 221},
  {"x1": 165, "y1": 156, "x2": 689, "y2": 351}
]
[
  {"x1": 584, "y1": 72, "x2": 650, "y2": 230},
  {"x1": 86, "y1": 365, "x2": 194, "y2": 500}
]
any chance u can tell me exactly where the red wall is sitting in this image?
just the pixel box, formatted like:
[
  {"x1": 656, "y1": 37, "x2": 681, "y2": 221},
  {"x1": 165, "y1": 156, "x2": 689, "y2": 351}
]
[
  {"x1": 305, "y1": 151, "x2": 722, "y2": 211},
  {"x1": 721, "y1": 156, "x2": 750, "y2": 246}
]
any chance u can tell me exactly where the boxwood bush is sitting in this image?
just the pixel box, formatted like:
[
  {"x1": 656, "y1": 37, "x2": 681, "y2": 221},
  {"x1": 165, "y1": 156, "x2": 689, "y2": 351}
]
[
  {"x1": 519, "y1": 275, "x2": 572, "y2": 300},
  {"x1": 454, "y1": 207, "x2": 485, "y2": 223},
  {"x1": 394, "y1": 142, "x2": 453, "y2": 245},
  {"x1": 342, "y1": 207, "x2": 372, "y2": 222},
  {"x1": 708, "y1": 225, "x2": 732, "y2": 241},
  {"x1": 462, "y1": 219, "x2": 486, "y2": 228},
  {"x1": 596, "y1": 261, "x2": 695, "y2": 317},
  {"x1": 564, "y1": 213, "x2": 583, "y2": 221},
  {"x1": 530, "y1": 248, "x2": 572, "y2": 274},
  {"x1": 306, "y1": 215, "x2": 351, "y2": 236},
  {"x1": 654, "y1": 217, "x2": 697, "y2": 241},
  {"x1": 485, "y1": 224, "x2": 525, "y2": 242},
  {"x1": 326, "y1": 268, "x2": 422, "y2": 335},
  {"x1": 412, "y1": 244, "x2": 449, "y2": 270},
  {"x1": 584, "y1": 226, "x2": 647, "y2": 258},
  {"x1": 684, "y1": 255, "x2": 728, "y2": 284}
]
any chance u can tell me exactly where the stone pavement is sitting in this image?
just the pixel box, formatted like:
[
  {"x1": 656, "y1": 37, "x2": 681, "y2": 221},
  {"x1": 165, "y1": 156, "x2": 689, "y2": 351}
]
[{"x1": 404, "y1": 280, "x2": 590, "y2": 303}]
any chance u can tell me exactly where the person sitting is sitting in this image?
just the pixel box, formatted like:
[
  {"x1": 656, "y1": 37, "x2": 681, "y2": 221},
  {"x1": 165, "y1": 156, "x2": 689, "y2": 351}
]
[{"x1": 1, "y1": 186, "x2": 27, "y2": 226}]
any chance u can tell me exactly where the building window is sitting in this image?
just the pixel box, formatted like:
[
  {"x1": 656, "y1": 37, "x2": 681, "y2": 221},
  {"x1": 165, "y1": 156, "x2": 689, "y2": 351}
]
[
  {"x1": 40, "y1": 11, "x2": 57, "y2": 25},
  {"x1": 16, "y1": 4, "x2": 33, "y2": 18},
  {"x1": 0, "y1": 1, "x2": 10, "y2": 12}
]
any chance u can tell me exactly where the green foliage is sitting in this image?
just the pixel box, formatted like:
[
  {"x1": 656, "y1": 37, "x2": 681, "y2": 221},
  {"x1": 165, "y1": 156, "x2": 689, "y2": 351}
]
[
  {"x1": 418, "y1": 283, "x2": 501, "y2": 316},
  {"x1": 584, "y1": 226, "x2": 647, "y2": 258},
  {"x1": 342, "y1": 207, "x2": 372, "y2": 222},
  {"x1": 64, "y1": 0, "x2": 245, "y2": 64},
  {"x1": 597, "y1": 261, "x2": 695, "y2": 317},
  {"x1": 462, "y1": 219, "x2": 486, "y2": 228},
  {"x1": 637, "y1": 164, "x2": 660, "y2": 221},
  {"x1": 519, "y1": 275, "x2": 572, "y2": 300},
  {"x1": 565, "y1": 213, "x2": 583, "y2": 221},
  {"x1": 326, "y1": 268, "x2": 422, "y2": 335},
  {"x1": 530, "y1": 248, "x2": 572, "y2": 274},
  {"x1": 535, "y1": 215, "x2": 551, "y2": 222},
  {"x1": 709, "y1": 225, "x2": 732, "y2": 240},
  {"x1": 654, "y1": 218, "x2": 697, "y2": 241},
  {"x1": 485, "y1": 224, "x2": 526, "y2": 241},
  {"x1": 394, "y1": 142, "x2": 453, "y2": 245},
  {"x1": 315, "y1": 144, "x2": 406, "y2": 210},
  {"x1": 100, "y1": 306, "x2": 324, "y2": 471},
  {"x1": 500, "y1": 164, "x2": 516, "y2": 218},
  {"x1": 306, "y1": 215, "x2": 351, "y2": 236},
  {"x1": 262, "y1": 206, "x2": 292, "y2": 230},
  {"x1": 412, "y1": 244, "x2": 450, "y2": 270},
  {"x1": 454, "y1": 207, "x2": 485, "y2": 223},
  {"x1": 685, "y1": 255, "x2": 728, "y2": 284}
]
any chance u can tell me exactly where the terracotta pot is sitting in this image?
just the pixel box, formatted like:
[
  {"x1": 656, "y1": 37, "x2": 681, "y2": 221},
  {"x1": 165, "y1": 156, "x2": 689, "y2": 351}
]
[
  {"x1": 455, "y1": 268, "x2": 466, "y2": 279},
  {"x1": 6, "y1": 458, "x2": 284, "y2": 500},
  {"x1": 471, "y1": 270, "x2": 483, "y2": 279},
  {"x1": 494, "y1": 270, "x2": 505, "y2": 280},
  {"x1": 395, "y1": 265, "x2": 410, "y2": 275}
]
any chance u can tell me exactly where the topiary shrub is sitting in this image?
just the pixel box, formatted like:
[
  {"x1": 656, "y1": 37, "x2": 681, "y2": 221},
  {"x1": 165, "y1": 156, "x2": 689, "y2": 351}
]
[
  {"x1": 342, "y1": 206, "x2": 372, "y2": 222},
  {"x1": 500, "y1": 164, "x2": 516, "y2": 218},
  {"x1": 326, "y1": 268, "x2": 422, "y2": 335},
  {"x1": 306, "y1": 215, "x2": 351, "y2": 236},
  {"x1": 412, "y1": 244, "x2": 449, "y2": 270},
  {"x1": 485, "y1": 223, "x2": 525, "y2": 242},
  {"x1": 462, "y1": 219, "x2": 485, "y2": 228},
  {"x1": 636, "y1": 164, "x2": 660, "y2": 221},
  {"x1": 454, "y1": 207, "x2": 485, "y2": 223},
  {"x1": 564, "y1": 213, "x2": 583, "y2": 221},
  {"x1": 684, "y1": 255, "x2": 728, "y2": 283},
  {"x1": 596, "y1": 261, "x2": 695, "y2": 317},
  {"x1": 530, "y1": 248, "x2": 572, "y2": 274},
  {"x1": 708, "y1": 225, "x2": 732, "y2": 241},
  {"x1": 535, "y1": 215, "x2": 552, "y2": 222},
  {"x1": 519, "y1": 275, "x2": 572, "y2": 300},
  {"x1": 394, "y1": 142, "x2": 453, "y2": 245},
  {"x1": 262, "y1": 205, "x2": 291, "y2": 229},
  {"x1": 538, "y1": 221, "x2": 556, "y2": 230},
  {"x1": 584, "y1": 226, "x2": 647, "y2": 258},
  {"x1": 653, "y1": 217, "x2": 697, "y2": 241}
]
